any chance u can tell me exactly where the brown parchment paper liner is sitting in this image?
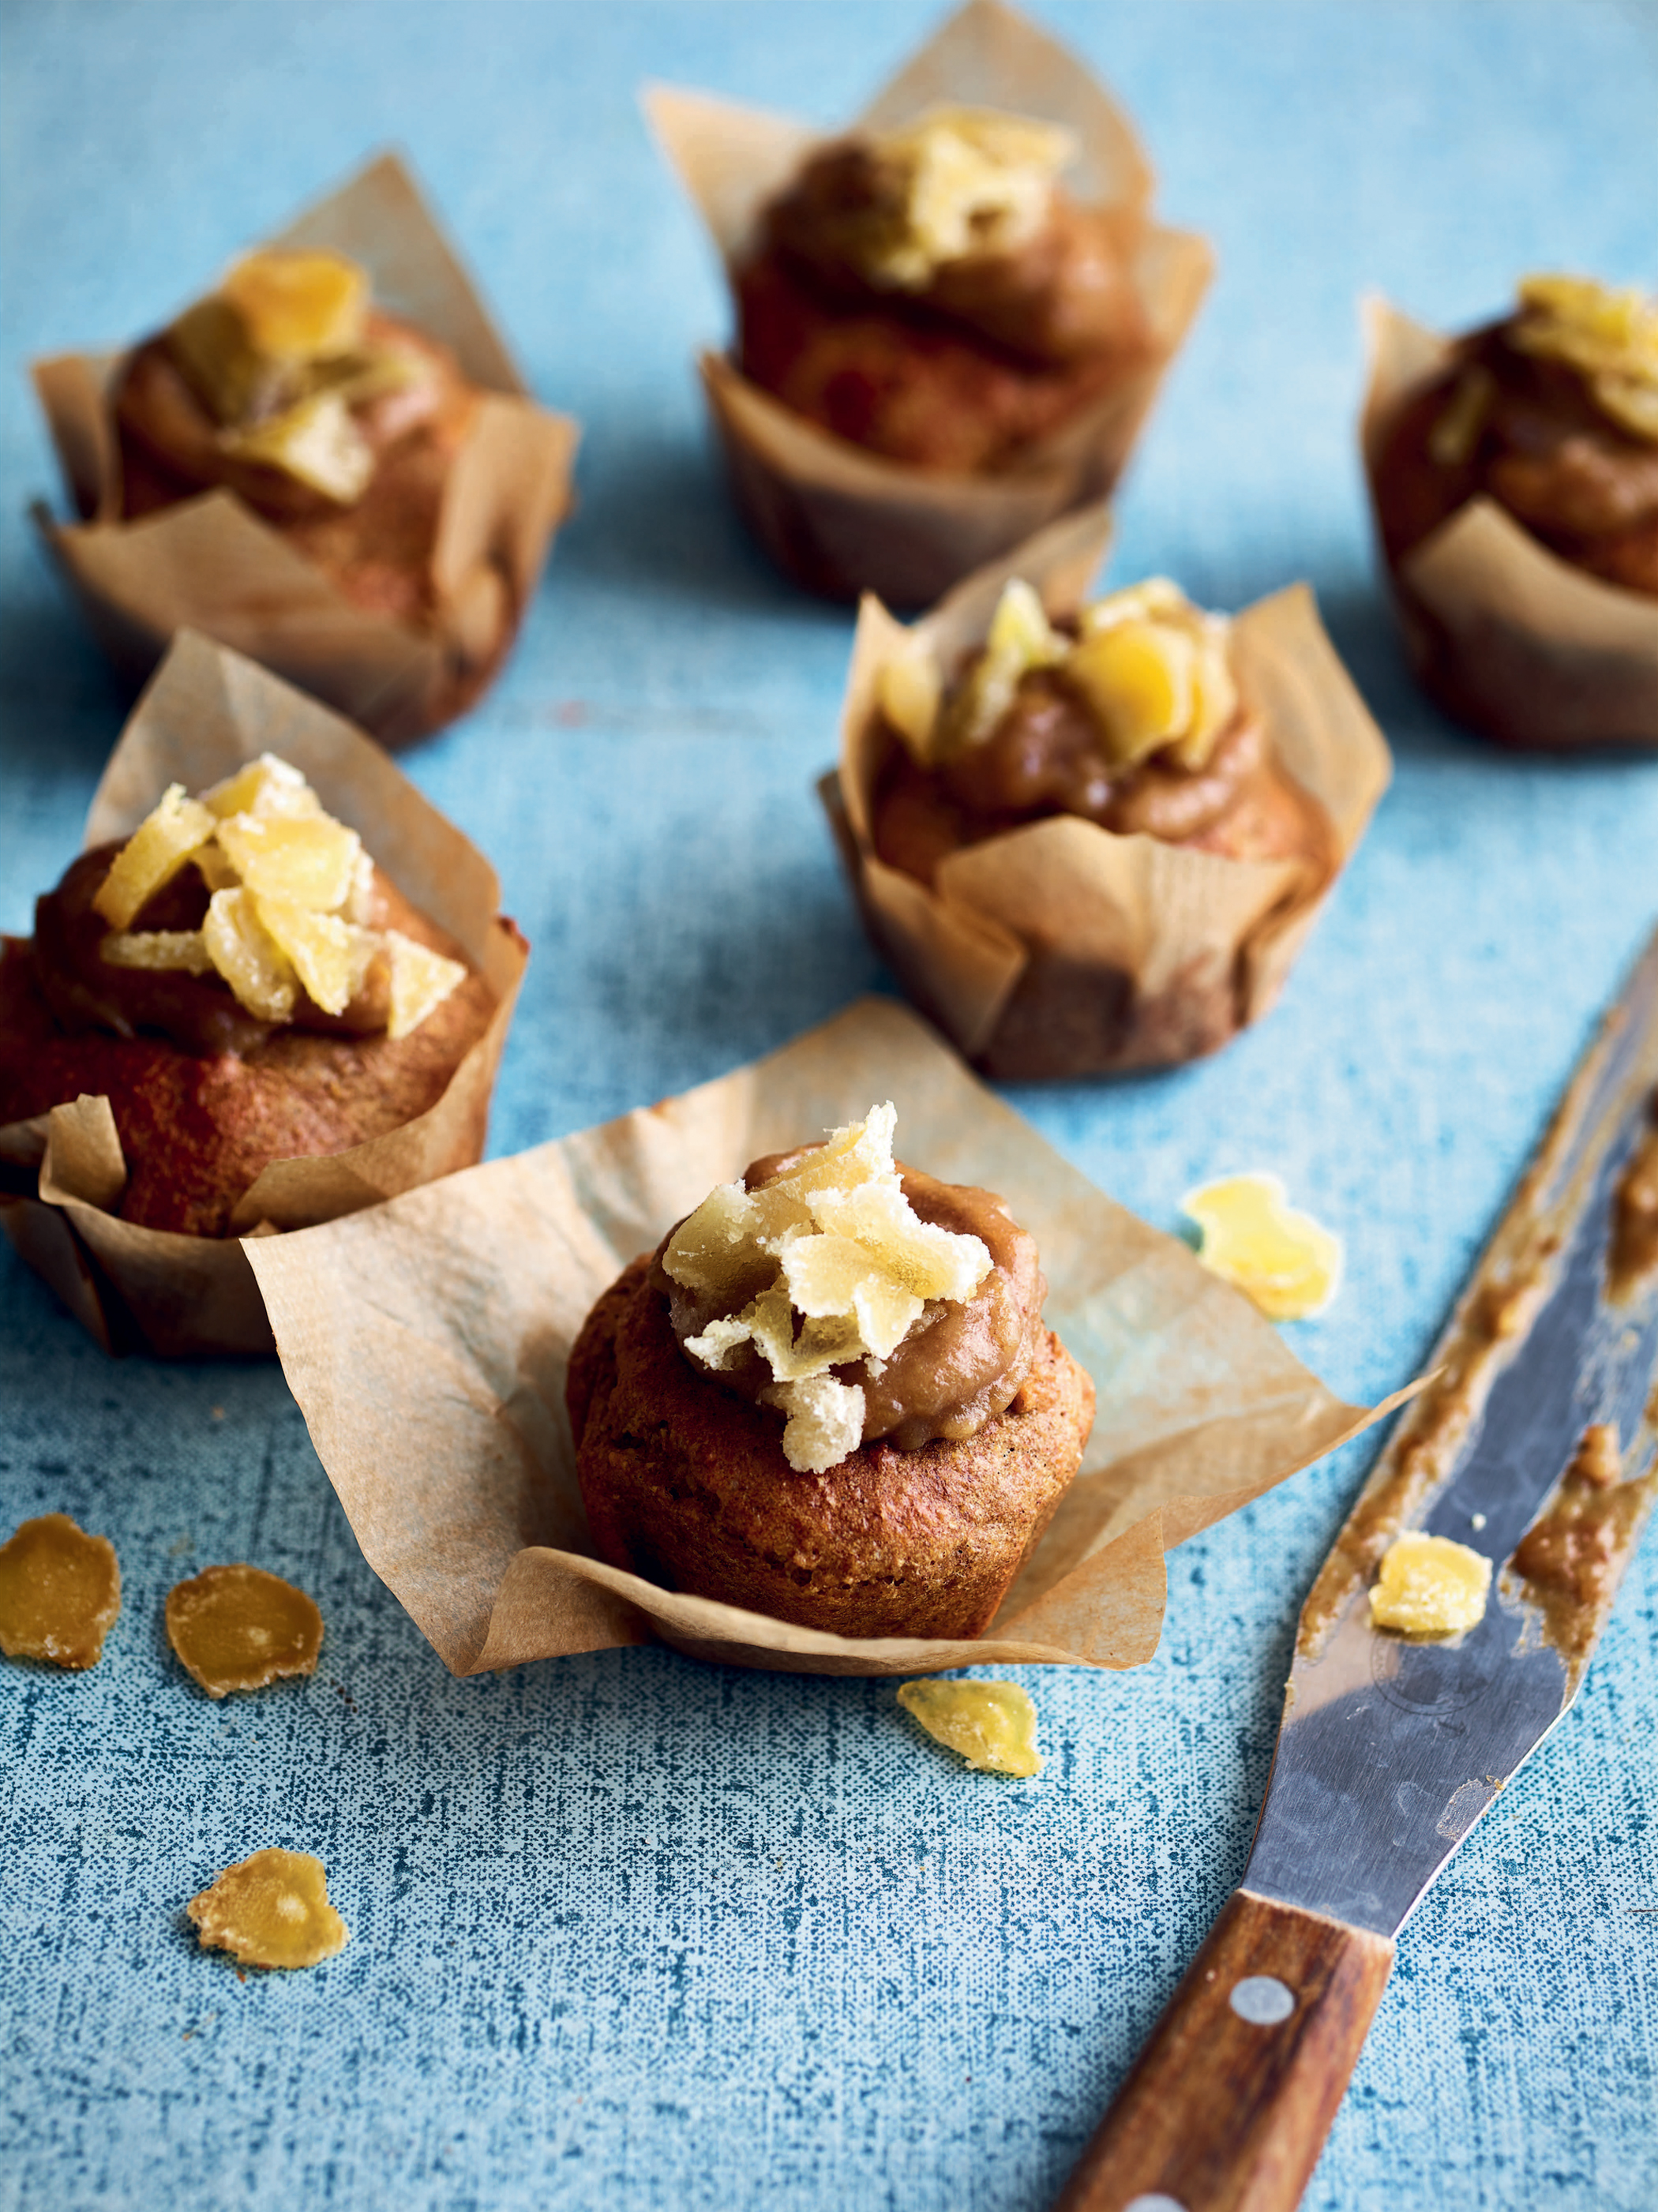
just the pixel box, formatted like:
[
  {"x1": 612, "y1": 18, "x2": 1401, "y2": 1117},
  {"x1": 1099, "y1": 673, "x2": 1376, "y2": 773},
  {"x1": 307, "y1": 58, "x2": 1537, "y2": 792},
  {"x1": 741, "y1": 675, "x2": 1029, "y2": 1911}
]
[
  {"x1": 820, "y1": 507, "x2": 1393, "y2": 1079},
  {"x1": 246, "y1": 995, "x2": 1408, "y2": 1679},
  {"x1": 29, "y1": 152, "x2": 579, "y2": 748},
  {"x1": 644, "y1": 0, "x2": 1213, "y2": 606},
  {"x1": 1361, "y1": 297, "x2": 1658, "y2": 752},
  {"x1": 0, "y1": 631, "x2": 527, "y2": 1358}
]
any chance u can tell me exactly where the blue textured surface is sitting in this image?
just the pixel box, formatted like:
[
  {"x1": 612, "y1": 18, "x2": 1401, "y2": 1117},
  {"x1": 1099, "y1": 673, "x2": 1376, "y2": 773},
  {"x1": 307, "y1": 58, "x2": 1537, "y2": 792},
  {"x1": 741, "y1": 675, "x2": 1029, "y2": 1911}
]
[{"x1": 3, "y1": 3, "x2": 1657, "y2": 2207}]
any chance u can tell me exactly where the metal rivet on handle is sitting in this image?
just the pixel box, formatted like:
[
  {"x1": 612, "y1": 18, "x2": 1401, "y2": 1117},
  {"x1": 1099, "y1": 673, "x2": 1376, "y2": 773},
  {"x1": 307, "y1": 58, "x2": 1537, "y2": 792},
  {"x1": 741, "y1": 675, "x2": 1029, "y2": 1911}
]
[
  {"x1": 1229, "y1": 1974, "x2": 1295, "y2": 2025},
  {"x1": 1124, "y1": 2197, "x2": 1187, "y2": 2212}
]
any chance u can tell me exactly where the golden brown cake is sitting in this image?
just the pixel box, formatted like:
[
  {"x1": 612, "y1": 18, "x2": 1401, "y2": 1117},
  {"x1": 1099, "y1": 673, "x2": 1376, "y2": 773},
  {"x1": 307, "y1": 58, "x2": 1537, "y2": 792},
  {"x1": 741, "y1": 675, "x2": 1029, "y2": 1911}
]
[
  {"x1": 0, "y1": 755, "x2": 500, "y2": 1237},
  {"x1": 568, "y1": 1104, "x2": 1094, "y2": 1640}
]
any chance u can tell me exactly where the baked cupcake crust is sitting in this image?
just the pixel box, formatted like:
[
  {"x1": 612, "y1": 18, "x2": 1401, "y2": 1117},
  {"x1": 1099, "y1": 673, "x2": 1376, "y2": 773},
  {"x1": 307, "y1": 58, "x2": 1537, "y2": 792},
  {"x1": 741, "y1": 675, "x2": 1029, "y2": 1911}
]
[{"x1": 568, "y1": 1252, "x2": 1094, "y2": 1641}]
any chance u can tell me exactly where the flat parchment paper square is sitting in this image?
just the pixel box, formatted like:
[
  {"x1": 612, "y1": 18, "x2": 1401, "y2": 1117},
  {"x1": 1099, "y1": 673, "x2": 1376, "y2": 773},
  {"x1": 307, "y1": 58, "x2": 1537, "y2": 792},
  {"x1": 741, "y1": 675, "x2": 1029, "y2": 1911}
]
[
  {"x1": 0, "y1": 631, "x2": 527, "y2": 1357},
  {"x1": 248, "y1": 997, "x2": 1403, "y2": 1679}
]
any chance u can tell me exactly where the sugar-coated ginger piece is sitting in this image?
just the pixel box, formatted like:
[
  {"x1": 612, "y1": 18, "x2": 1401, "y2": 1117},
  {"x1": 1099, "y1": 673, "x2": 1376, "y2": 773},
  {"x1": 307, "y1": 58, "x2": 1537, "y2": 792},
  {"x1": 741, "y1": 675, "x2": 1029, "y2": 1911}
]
[
  {"x1": 0, "y1": 1513, "x2": 122, "y2": 1670},
  {"x1": 92, "y1": 785, "x2": 216, "y2": 931},
  {"x1": 218, "y1": 249, "x2": 368, "y2": 363},
  {"x1": 186, "y1": 1847, "x2": 348, "y2": 1969},
  {"x1": 1183, "y1": 1172, "x2": 1342, "y2": 1322},
  {"x1": 1369, "y1": 1532, "x2": 1492, "y2": 1637},
  {"x1": 666, "y1": 1101, "x2": 992, "y2": 1472},
  {"x1": 898, "y1": 1679, "x2": 1044, "y2": 1776},
  {"x1": 165, "y1": 1564, "x2": 324, "y2": 1699}
]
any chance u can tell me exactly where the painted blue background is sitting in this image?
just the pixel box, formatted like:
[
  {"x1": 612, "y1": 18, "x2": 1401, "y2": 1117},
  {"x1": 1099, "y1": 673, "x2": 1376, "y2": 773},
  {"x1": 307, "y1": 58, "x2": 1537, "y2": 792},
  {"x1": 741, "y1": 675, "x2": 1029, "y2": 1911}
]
[{"x1": 2, "y1": 3, "x2": 1656, "y2": 2206}]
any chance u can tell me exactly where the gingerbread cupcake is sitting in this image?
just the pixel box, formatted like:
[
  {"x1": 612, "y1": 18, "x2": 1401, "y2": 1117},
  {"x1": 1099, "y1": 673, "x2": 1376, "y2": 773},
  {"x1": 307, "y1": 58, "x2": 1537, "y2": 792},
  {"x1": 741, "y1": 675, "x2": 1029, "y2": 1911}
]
[
  {"x1": 646, "y1": 0, "x2": 1210, "y2": 605},
  {"x1": 0, "y1": 632, "x2": 526, "y2": 1355},
  {"x1": 568, "y1": 1101, "x2": 1093, "y2": 1640},
  {"x1": 32, "y1": 155, "x2": 577, "y2": 747},
  {"x1": 1364, "y1": 277, "x2": 1658, "y2": 749},
  {"x1": 824, "y1": 512, "x2": 1391, "y2": 1079}
]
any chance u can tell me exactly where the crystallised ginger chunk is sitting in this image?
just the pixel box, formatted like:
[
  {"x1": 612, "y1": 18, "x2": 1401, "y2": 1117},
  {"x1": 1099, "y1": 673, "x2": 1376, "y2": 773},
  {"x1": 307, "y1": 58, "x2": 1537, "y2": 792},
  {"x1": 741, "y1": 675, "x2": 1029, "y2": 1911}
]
[
  {"x1": 202, "y1": 887, "x2": 298, "y2": 1022},
  {"x1": 1511, "y1": 275, "x2": 1658, "y2": 444},
  {"x1": 253, "y1": 896, "x2": 375, "y2": 1018},
  {"x1": 214, "y1": 808, "x2": 362, "y2": 911},
  {"x1": 92, "y1": 785, "x2": 217, "y2": 930},
  {"x1": 1369, "y1": 1532, "x2": 1492, "y2": 1637},
  {"x1": 384, "y1": 928, "x2": 467, "y2": 1040},
  {"x1": 0, "y1": 1513, "x2": 122, "y2": 1670},
  {"x1": 100, "y1": 928, "x2": 215, "y2": 976},
  {"x1": 219, "y1": 249, "x2": 368, "y2": 362},
  {"x1": 666, "y1": 1102, "x2": 992, "y2": 1474},
  {"x1": 857, "y1": 109, "x2": 1075, "y2": 291},
  {"x1": 166, "y1": 1564, "x2": 323, "y2": 1699},
  {"x1": 203, "y1": 752, "x2": 324, "y2": 823},
  {"x1": 220, "y1": 388, "x2": 375, "y2": 504},
  {"x1": 877, "y1": 632, "x2": 944, "y2": 763},
  {"x1": 1183, "y1": 1172, "x2": 1342, "y2": 1321},
  {"x1": 898, "y1": 1679, "x2": 1043, "y2": 1776},
  {"x1": 186, "y1": 1848, "x2": 347, "y2": 1970}
]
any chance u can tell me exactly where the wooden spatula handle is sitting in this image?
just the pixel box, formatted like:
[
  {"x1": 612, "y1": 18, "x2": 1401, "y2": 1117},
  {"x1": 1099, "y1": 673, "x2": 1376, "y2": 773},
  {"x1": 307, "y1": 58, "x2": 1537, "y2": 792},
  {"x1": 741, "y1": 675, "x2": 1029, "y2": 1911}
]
[{"x1": 1051, "y1": 1888, "x2": 1394, "y2": 2212}]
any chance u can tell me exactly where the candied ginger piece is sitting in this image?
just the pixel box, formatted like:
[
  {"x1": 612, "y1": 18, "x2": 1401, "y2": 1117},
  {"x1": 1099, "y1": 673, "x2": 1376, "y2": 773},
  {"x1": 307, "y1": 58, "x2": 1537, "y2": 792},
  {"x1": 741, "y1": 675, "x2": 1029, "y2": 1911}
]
[
  {"x1": 100, "y1": 928, "x2": 214, "y2": 976},
  {"x1": 1512, "y1": 273, "x2": 1658, "y2": 445},
  {"x1": 220, "y1": 388, "x2": 375, "y2": 504},
  {"x1": 186, "y1": 1847, "x2": 347, "y2": 1970},
  {"x1": 384, "y1": 929, "x2": 467, "y2": 1039},
  {"x1": 166, "y1": 1564, "x2": 323, "y2": 1699},
  {"x1": 1075, "y1": 576, "x2": 1190, "y2": 637},
  {"x1": 897, "y1": 1679, "x2": 1043, "y2": 1776},
  {"x1": 666, "y1": 1103, "x2": 993, "y2": 1473},
  {"x1": 864, "y1": 108, "x2": 1075, "y2": 289},
  {"x1": 214, "y1": 808, "x2": 362, "y2": 912},
  {"x1": 203, "y1": 888, "x2": 297, "y2": 1022},
  {"x1": 771, "y1": 1373, "x2": 865, "y2": 1475},
  {"x1": 0, "y1": 1513, "x2": 121, "y2": 1670},
  {"x1": 219, "y1": 249, "x2": 368, "y2": 362},
  {"x1": 1067, "y1": 619, "x2": 1196, "y2": 767},
  {"x1": 254, "y1": 896, "x2": 374, "y2": 1017},
  {"x1": 878, "y1": 632, "x2": 943, "y2": 764},
  {"x1": 1369, "y1": 1532, "x2": 1492, "y2": 1637},
  {"x1": 202, "y1": 753, "x2": 322, "y2": 823},
  {"x1": 93, "y1": 785, "x2": 217, "y2": 930},
  {"x1": 943, "y1": 579, "x2": 1068, "y2": 755},
  {"x1": 1183, "y1": 1172, "x2": 1341, "y2": 1321}
]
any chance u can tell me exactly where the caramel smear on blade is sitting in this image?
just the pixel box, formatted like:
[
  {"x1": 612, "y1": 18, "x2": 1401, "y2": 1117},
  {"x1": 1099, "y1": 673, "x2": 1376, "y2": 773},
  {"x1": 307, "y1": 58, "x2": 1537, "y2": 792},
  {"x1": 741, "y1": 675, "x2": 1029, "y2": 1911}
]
[
  {"x1": 93, "y1": 755, "x2": 464, "y2": 1037},
  {"x1": 1511, "y1": 274, "x2": 1658, "y2": 444},
  {"x1": 186, "y1": 1848, "x2": 347, "y2": 1970},
  {"x1": 888, "y1": 575, "x2": 1237, "y2": 772},
  {"x1": 846, "y1": 107, "x2": 1075, "y2": 291},
  {"x1": 0, "y1": 1514, "x2": 122, "y2": 1669},
  {"x1": 898, "y1": 1680, "x2": 1043, "y2": 1776},
  {"x1": 166, "y1": 1565, "x2": 323, "y2": 1699},
  {"x1": 1183, "y1": 1173, "x2": 1342, "y2": 1322},
  {"x1": 663, "y1": 1101, "x2": 991, "y2": 1474},
  {"x1": 1368, "y1": 1532, "x2": 1492, "y2": 1637}
]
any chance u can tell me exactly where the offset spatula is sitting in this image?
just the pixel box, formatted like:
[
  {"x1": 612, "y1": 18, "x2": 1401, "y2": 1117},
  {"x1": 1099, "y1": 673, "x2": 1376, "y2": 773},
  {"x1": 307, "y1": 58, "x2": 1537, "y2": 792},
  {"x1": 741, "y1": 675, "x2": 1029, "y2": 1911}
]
[{"x1": 1054, "y1": 926, "x2": 1658, "y2": 2212}]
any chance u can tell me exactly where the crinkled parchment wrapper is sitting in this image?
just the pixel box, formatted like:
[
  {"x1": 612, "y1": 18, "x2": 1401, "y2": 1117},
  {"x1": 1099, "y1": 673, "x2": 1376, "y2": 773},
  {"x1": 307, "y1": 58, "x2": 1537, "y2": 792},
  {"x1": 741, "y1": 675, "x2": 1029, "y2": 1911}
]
[
  {"x1": 246, "y1": 995, "x2": 1406, "y2": 1680},
  {"x1": 0, "y1": 631, "x2": 527, "y2": 1358},
  {"x1": 1361, "y1": 296, "x2": 1658, "y2": 751},
  {"x1": 30, "y1": 152, "x2": 580, "y2": 748},
  {"x1": 820, "y1": 507, "x2": 1393, "y2": 1080},
  {"x1": 644, "y1": 0, "x2": 1213, "y2": 607}
]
